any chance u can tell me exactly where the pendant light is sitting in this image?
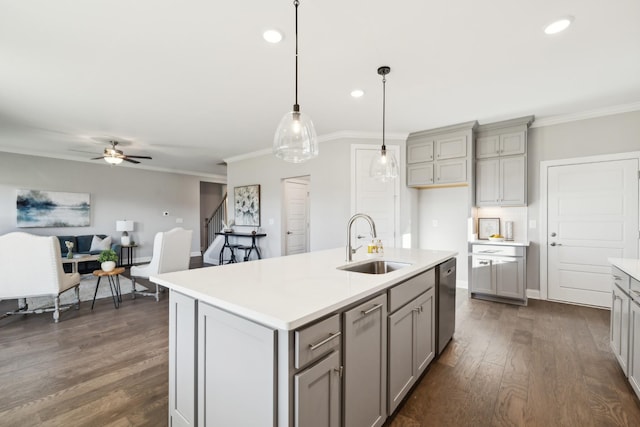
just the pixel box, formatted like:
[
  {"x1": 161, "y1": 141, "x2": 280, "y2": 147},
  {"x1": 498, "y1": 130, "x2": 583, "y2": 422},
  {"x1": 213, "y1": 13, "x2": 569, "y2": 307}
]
[
  {"x1": 370, "y1": 66, "x2": 398, "y2": 182},
  {"x1": 273, "y1": 0, "x2": 318, "y2": 163}
]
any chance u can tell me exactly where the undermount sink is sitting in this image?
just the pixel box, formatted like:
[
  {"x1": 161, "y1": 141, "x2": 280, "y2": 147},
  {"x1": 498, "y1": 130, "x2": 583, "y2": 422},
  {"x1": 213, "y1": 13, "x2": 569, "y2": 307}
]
[{"x1": 338, "y1": 260, "x2": 412, "y2": 275}]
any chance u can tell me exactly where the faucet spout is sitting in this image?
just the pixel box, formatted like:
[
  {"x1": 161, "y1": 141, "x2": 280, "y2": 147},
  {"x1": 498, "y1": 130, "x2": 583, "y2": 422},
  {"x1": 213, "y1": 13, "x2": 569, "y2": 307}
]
[{"x1": 346, "y1": 213, "x2": 377, "y2": 262}]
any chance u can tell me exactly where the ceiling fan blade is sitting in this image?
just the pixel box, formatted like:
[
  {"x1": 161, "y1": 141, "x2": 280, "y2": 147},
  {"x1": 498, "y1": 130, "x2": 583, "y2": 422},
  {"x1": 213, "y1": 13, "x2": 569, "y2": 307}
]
[
  {"x1": 122, "y1": 158, "x2": 141, "y2": 164},
  {"x1": 91, "y1": 156, "x2": 105, "y2": 160},
  {"x1": 124, "y1": 155, "x2": 152, "y2": 159}
]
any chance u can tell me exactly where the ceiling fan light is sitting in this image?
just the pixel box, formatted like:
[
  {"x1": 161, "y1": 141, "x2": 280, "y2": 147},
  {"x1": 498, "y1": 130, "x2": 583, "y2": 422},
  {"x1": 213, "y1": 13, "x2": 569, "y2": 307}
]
[
  {"x1": 273, "y1": 108, "x2": 318, "y2": 163},
  {"x1": 104, "y1": 156, "x2": 123, "y2": 165}
]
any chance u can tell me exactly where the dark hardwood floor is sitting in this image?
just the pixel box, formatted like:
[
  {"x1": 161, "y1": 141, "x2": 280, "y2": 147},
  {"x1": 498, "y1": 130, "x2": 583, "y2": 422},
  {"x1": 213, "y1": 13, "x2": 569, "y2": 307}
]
[{"x1": 1, "y1": 260, "x2": 639, "y2": 426}]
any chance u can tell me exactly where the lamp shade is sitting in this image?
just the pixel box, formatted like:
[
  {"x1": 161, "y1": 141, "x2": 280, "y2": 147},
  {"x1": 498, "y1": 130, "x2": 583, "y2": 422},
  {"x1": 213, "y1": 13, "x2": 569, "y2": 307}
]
[
  {"x1": 273, "y1": 109, "x2": 318, "y2": 163},
  {"x1": 116, "y1": 220, "x2": 134, "y2": 232}
]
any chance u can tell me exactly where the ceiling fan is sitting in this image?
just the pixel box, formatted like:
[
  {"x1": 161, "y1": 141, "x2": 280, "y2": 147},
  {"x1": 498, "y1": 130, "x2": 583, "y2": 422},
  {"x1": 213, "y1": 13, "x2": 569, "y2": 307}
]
[{"x1": 92, "y1": 141, "x2": 152, "y2": 165}]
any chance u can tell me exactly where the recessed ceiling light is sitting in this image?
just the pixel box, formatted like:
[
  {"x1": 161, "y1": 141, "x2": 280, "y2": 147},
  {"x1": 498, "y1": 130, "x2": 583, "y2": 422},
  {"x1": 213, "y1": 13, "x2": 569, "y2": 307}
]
[
  {"x1": 544, "y1": 16, "x2": 574, "y2": 35},
  {"x1": 263, "y1": 29, "x2": 283, "y2": 43},
  {"x1": 351, "y1": 89, "x2": 364, "y2": 98}
]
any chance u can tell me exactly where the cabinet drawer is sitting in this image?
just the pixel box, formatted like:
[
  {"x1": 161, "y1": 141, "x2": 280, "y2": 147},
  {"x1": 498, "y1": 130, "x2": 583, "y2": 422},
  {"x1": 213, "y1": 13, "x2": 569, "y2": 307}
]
[
  {"x1": 472, "y1": 244, "x2": 523, "y2": 257},
  {"x1": 613, "y1": 267, "x2": 630, "y2": 292},
  {"x1": 295, "y1": 314, "x2": 341, "y2": 369},
  {"x1": 389, "y1": 269, "x2": 435, "y2": 313}
]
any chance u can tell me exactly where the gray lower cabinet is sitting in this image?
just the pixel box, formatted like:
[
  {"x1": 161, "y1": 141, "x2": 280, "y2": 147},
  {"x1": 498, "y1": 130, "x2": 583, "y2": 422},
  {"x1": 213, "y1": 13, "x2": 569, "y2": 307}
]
[
  {"x1": 470, "y1": 244, "x2": 526, "y2": 304},
  {"x1": 343, "y1": 293, "x2": 388, "y2": 427},
  {"x1": 198, "y1": 301, "x2": 276, "y2": 427},
  {"x1": 169, "y1": 290, "x2": 197, "y2": 427},
  {"x1": 611, "y1": 283, "x2": 630, "y2": 376},
  {"x1": 294, "y1": 351, "x2": 342, "y2": 427},
  {"x1": 629, "y1": 298, "x2": 640, "y2": 396},
  {"x1": 388, "y1": 287, "x2": 435, "y2": 415}
]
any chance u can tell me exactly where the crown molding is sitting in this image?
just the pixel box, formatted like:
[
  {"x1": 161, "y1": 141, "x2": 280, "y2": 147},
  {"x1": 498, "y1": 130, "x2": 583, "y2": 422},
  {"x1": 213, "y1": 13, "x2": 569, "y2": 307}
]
[
  {"x1": 224, "y1": 130, "x2": 409, "y2": 164},
  {"x1": 530, "y1": 101, "x2": 640, "y2": 128}
]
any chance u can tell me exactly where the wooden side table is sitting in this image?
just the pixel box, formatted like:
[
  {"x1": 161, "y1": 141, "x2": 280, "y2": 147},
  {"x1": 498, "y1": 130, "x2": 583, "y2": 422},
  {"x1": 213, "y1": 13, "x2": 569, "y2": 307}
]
[{"x1": 92, "y1": 267, "x2": 125, "y2": 309}]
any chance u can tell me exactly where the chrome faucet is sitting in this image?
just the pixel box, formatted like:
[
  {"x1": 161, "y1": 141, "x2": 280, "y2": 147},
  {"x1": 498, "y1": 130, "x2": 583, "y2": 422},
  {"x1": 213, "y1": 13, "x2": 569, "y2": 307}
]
[{"x1": 346, "y1": 213, "x2": 377, "y2": 261}]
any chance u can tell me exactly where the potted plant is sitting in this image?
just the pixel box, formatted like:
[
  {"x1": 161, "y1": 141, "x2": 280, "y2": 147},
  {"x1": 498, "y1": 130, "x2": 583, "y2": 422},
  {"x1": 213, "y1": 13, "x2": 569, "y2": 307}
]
[{"x1": 98, "y1": 249, "x2": 118, "y2": 272}]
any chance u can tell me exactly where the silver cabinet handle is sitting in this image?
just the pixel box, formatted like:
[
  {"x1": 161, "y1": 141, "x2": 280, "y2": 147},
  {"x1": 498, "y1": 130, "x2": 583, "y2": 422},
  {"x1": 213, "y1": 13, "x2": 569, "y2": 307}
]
[
  {"x1": 413, "y1": 307, "x2": 421, "y2": 313},
  {"x1": 334, "y1": 366, "x2": 344, "y2": 378},
  {"x1": 309, "y1": 331, "x2": 342, "y2": 351},
  {"x1": 479, "y1": 261, "x2": 490, "y2": 265},
  {"x1": 287, "y1": 231, "x2": 293, "y2": 235},
  {"x1": 613, "y1": 275, "x2": 622, "y2": 280},
  {"x1": 361, "y1": 303, "x2": 383, "y2": 316}
]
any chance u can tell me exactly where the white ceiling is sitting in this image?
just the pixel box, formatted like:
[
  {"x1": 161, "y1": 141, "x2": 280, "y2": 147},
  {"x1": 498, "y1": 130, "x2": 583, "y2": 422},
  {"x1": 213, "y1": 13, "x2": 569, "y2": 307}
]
[{"x1": 1, "y1": 0, "x2": 639, "y2": 177}]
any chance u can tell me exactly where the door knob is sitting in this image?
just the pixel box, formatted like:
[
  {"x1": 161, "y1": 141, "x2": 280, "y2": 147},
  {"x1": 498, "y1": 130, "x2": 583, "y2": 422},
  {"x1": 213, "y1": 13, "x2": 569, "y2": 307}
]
[
  {"x1": 287, "y1": 231, "x2": 293, "y2": 235},
  {"x1": 550, "y1": 242, "x2": 556, "y2": 246},
  {"x1": 551, "y1": 232, "x2": 556, "y2": 237}
]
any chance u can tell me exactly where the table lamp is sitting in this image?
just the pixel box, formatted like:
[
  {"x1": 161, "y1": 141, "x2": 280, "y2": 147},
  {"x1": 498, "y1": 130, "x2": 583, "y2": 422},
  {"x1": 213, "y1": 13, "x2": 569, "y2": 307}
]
[{"x1": 116, "y1": 220, "x2": 134, "y2": 245}]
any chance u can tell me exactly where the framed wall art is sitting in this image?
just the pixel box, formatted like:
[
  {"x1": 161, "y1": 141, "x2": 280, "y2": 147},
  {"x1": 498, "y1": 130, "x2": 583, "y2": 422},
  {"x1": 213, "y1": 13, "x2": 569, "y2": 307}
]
[
  {"x1": 234, "y1": 184, "x2": 260, "y2": 226},
  {"x1": 17, "y1": 189, "x2": 90, "y2": 228},
  {"x1": 478, "y1": 218, "x2": 500, "y2": 239}
]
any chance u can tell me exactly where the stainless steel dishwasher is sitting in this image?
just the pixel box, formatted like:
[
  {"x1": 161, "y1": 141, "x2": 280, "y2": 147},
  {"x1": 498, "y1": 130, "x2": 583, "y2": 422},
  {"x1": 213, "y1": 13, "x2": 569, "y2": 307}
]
[{"x1": 436, "y1": 258, "x2": 456, "y2": 355}]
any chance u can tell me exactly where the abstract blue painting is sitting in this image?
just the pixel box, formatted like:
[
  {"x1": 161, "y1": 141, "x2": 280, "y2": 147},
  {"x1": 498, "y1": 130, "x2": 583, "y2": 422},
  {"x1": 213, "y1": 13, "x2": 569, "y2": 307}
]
[{"x1": 17, "y1": 190, "x2": 90, "y2": 228}]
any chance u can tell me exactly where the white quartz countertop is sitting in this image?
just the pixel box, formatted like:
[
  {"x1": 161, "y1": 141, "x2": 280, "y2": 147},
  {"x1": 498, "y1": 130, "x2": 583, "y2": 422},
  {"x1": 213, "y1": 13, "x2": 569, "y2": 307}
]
[
  {"x1": 469, "y1": 240, "x2": 530, "y2": 247},
  {"x1": 609, "y1": 258, "x2": 640, "y2": 282},
  {"x1": 151, "y1": 247, "x2": 456, "y2": 331}
]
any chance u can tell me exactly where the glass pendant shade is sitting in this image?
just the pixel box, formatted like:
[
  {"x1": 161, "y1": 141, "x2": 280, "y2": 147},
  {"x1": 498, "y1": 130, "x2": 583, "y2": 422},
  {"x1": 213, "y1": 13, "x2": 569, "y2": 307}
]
[
  {"x1": 273, "y1": 107, "x2": 318, "y2": 163},
  {"x1": 370, "y1": 147, "x2": 398, "y2": 182}
]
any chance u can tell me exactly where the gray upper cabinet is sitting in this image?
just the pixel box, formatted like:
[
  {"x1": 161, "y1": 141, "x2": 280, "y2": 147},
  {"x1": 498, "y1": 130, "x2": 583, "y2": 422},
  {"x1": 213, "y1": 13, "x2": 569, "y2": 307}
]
[
  {"x1": 343, "y1": 293, "x2": 388, "y2": 427},
  {"x1": 406, "y1": 121, "x2": 477, "y2": 188},
  {"x1": 474, "y1": 116, "x2": 534, "y2": 207}
]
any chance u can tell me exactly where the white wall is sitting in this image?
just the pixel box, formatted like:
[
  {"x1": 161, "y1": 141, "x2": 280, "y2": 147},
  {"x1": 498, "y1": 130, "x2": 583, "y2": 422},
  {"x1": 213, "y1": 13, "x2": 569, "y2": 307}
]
[
  {"x1": 0, "y1": 152, "x2": 218, "y2": 260},
  {"x1": 227, "y1": 136, "x2": 411, "y2": 258}
]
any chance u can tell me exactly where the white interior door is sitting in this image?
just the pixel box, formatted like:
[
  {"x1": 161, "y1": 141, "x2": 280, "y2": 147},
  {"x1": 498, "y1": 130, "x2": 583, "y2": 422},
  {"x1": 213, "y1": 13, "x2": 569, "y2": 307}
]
[
  {"x1": 352, "y1": 145, "x2": 399, "y2": 249},
  {"x1": 283, "y1": 178, "x2": 310, "y2": 255},
  {"x1": 547, "y1": 158, "x2": 639, "y2": 307}
]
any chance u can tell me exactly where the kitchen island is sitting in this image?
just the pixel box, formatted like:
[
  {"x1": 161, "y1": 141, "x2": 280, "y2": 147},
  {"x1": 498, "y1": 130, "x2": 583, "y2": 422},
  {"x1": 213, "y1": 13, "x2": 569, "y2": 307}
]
[{"x1": 152, "y1": 247, "x2": 456, "y2": 427}]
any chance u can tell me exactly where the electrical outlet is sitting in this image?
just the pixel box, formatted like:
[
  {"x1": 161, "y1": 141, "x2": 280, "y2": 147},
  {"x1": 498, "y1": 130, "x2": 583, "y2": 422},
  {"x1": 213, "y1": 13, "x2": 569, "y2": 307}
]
[{"x1": 163, "y1": 211, "x2": 169, "y2": 216}]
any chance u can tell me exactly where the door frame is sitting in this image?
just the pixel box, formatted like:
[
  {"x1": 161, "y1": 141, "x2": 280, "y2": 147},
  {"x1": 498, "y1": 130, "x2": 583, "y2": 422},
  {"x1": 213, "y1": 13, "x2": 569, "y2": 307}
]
[
  {"x1": 350, "y1": 144, "x2": 401, "y2": 248},
  {"x1": 539, "y1": 151, "x2": 640, "y2": 301},
  {"x1": 281, "y1": 176, "x2": 311, "y2": 255}
]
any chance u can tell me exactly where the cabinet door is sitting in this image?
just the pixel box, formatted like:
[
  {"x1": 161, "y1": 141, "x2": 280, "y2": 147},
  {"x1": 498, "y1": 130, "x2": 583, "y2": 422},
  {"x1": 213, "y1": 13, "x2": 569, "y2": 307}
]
[
  {"x1": 198, "y1": 302, "x2": 276, "y2": 427},
  {"x1": 499, "y1": 131, "x2": 526, "y2": 156},
  {"x1": 476, "y1": 135, "x2": 500, "y2": 159},
  {"x1": 295, "y1": 351, "x2": 342, "y2": 427},
  {"x1": 415, "y1": 288, "x2": 435, "y2": 375},
  {"x1": 435, "y1": 158, "x2": 467, "y2": 184},
  {"x1": 499, "y1": 156, "x2": 526, "y2": 206},
  {"x1": 471, "y1": 257, "x2": 495, "y2": 294},
  {"x1": 407, "y1": 140, "x2": 433, "y2": 164},
  {"x1": 435, "y1": 135, "x2": 467, "y2": 160},
  {"x1": 388, "y1": 299, "x2": 416, "y2": 415},
  {"x1": 169, "y1": 291, "x2": 198, "y2": 427},
  {"x1": 611, "y1": 286, "x2": 630, "y2": 375},
  {"x1": 495, "y1": 257, "x2": 524, "y2": 300},
  {"x1": 475, "y1": 159, "x2": 500, "y2": 206},
  {"x1": 344, "y1": 294, "x2": 387, "y2": 427},
  {"x1": 629, "y1": 299, "x2": 640, "y2": 397},
  {"x1": 407, "y1": 163, "x2": 434, "y2": 186}
]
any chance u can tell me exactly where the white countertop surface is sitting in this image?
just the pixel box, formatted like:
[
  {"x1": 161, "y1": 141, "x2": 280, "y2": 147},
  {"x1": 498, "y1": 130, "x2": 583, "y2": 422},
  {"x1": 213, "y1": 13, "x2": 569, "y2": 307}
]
[
  {"x1": 469, "y1": 240, "x2": 530, "y2": 247},
  {"x1": 152, "y1": 247, "x2": 456, "y2": 330},
  {"x1": 609, "y1": 258, "x2": 640, "y2": 282}
]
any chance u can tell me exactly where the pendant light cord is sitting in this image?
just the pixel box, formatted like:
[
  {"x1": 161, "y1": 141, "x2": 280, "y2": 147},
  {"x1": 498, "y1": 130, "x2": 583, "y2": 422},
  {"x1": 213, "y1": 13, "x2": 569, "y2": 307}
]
[
  {"x1": 294, "y1": 0, "x2": 299, "y2": 110},
  {"x1": 382, "y1": 72, "x2": 386, "y2": 151}
]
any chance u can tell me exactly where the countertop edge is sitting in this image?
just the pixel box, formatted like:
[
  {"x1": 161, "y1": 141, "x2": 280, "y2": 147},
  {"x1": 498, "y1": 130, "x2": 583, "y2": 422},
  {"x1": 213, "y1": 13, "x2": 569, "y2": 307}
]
[{"x1": 609, "y1": 258, "x2": 640, "y2": 282}]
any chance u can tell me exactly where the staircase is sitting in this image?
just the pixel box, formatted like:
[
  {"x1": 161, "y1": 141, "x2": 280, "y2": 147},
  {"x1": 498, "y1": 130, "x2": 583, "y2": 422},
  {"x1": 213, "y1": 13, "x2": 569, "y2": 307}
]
[{"x1": 203, "y1": 194, "x2": 228, "y2": 265}]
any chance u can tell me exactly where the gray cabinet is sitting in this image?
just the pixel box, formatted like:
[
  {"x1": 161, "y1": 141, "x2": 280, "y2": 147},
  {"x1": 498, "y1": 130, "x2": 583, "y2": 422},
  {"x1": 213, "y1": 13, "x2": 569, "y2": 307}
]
[
  {"x1": 611, "y1": 274, "x2": 630, "y2": 376},
  {"x1": 295, "y1": 351, "x2": 342, "y2": 427},
  {"x1": 343, "y1": 293, "x2": 388, "y2": 427},
  {"x1": 198, "y1": 301, "x2": 276, "y2": 427},
  {"x1": 406, "y1": 121, "x2": 477, "y2": 188},
  {"x1": 629, "y1": 297, "x2": 640, "y2": 395},
  {"x1": 169, "y1": 290, "x2": 197, "y2": 427},
  {"x1": 470, "y1": 244, "x2": 526, "y2": 304},
  {"x1": 388, "y1": 287, "x2": 435, "y2": 414},
  {"x1": 474, "y1": 116, "x2": 533, "y2": 207}
]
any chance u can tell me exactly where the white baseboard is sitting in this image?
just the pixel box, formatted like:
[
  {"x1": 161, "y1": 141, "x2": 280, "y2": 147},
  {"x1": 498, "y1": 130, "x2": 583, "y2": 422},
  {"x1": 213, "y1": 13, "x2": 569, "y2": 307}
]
[
  {"x1": 191, "y1": 251, "x2": 202, "y2": 257},
  {"x1": 527, "y1": 289, "x2": 541, "y2": 300}
]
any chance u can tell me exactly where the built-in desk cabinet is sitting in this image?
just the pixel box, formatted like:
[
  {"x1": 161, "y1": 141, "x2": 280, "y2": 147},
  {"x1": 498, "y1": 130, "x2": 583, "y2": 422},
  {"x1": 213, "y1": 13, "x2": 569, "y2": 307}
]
[{"x1": 407, "y1": 121, "x2": 477, "y2": 188}]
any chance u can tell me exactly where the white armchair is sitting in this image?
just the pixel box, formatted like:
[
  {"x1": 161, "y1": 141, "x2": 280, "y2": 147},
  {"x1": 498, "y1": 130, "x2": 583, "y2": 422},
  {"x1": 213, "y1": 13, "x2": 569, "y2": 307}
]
[
  {"x1": 131, "y1": 227, "x2": 193, "y2": 301},
  {"x1": 1, "y1": 232, "x2": 80, "y2": 322}
]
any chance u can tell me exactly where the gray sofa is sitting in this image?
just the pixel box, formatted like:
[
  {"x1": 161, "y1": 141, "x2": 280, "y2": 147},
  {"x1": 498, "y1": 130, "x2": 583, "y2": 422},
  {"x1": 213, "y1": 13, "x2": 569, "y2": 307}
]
[{"x1": 57, "y1": 234, "x2": 120, "y2": 274}]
